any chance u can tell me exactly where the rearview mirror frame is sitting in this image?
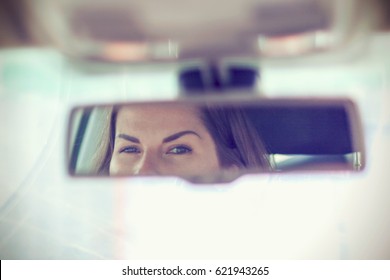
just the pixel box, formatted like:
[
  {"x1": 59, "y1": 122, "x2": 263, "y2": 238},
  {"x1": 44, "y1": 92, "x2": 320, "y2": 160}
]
[{"x1": 67, "y1": 97, "x2": 365, "y2": 183}]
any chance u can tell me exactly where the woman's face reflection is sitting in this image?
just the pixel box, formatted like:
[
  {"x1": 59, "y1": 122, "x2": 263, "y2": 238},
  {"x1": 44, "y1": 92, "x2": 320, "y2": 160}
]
[{"x1": 109, "y1": 104, "x2": 220, "y2": 177}]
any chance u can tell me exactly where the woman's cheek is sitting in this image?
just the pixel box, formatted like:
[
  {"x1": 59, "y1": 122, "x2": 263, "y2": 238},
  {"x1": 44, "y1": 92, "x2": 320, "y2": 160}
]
[{"x1": 109, "y1": 155, "x2": 135, "y2": 175}]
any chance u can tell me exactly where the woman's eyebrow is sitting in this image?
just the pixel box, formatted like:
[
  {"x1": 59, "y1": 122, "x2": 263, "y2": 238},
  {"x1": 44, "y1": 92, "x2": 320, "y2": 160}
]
[
  {"x1": 117, "y1": 134, "x2": 140, "y2": 143},
  {"x1": 163, "y1": 130, "x2": 201, "y2": 143}
]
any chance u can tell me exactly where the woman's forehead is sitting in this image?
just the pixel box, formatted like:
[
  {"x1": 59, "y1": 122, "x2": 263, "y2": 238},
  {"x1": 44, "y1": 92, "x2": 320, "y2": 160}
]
[{"x1": 116, "y1": 104, "x2": 203, "y2": 129}]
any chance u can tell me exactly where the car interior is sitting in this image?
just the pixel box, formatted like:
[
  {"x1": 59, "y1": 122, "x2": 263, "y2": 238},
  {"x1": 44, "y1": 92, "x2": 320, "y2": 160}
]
[{"x1": 1, "y1": 0, "x2": 390, "y2": 259}]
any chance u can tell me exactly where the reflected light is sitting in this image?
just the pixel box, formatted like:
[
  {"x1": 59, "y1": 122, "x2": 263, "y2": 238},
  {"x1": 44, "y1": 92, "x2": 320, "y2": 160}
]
[
  {"x1": 258, "y1": 31, "x2": 334, "y2": 57},
  {"x1": 102, "y1": 42, "x2": 148, "y2": 62},
  {"x1": 86, "y1": 40, "x2": 179, "y2": 62}
]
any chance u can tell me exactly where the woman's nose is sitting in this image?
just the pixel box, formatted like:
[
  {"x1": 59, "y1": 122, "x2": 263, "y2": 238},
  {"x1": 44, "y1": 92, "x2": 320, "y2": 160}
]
[{"x1": 134, "y1": 152, "x2": 159, "y2": 175}]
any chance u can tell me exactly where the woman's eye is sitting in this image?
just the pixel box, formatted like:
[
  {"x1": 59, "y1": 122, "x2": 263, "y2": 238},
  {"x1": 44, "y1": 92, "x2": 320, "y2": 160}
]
[
  {"x1": 166, "y1": 146, "x2": 192, "y2": 155},
  {"x1": 119, "y1": 146, "x2": 141, "y2": 154}
]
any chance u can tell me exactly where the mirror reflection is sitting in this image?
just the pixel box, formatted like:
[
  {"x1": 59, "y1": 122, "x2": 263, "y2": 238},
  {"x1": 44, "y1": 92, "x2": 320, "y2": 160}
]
[
  {"x1": 68, "y1": 99, "x2": 364, "y2": 181},
  {"x1": 110, "y1": 103, "x2": 271, "y2": 176}
]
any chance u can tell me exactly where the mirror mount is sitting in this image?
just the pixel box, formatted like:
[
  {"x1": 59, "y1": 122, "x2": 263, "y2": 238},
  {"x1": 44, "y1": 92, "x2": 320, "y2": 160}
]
[{"x1": 179, "y1": 60, "x2": 260, "y2": 95}]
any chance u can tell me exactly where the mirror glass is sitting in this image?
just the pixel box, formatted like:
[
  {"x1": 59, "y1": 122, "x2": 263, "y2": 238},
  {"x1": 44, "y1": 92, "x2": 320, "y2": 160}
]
[{"x1": 68, "y1": 98, "x2": 365, "y2": 182}]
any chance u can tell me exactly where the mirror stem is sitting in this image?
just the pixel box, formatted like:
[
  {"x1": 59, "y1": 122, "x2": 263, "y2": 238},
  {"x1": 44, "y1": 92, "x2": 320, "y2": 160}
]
[{"x1": 179, "y1": 60, "x2": 259, "y2": 94}]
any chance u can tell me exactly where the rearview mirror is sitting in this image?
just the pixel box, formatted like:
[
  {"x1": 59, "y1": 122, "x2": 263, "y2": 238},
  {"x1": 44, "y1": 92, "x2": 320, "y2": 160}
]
[{"x1": 67, "y1": 98, "x2": 364, "y2": 183}]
